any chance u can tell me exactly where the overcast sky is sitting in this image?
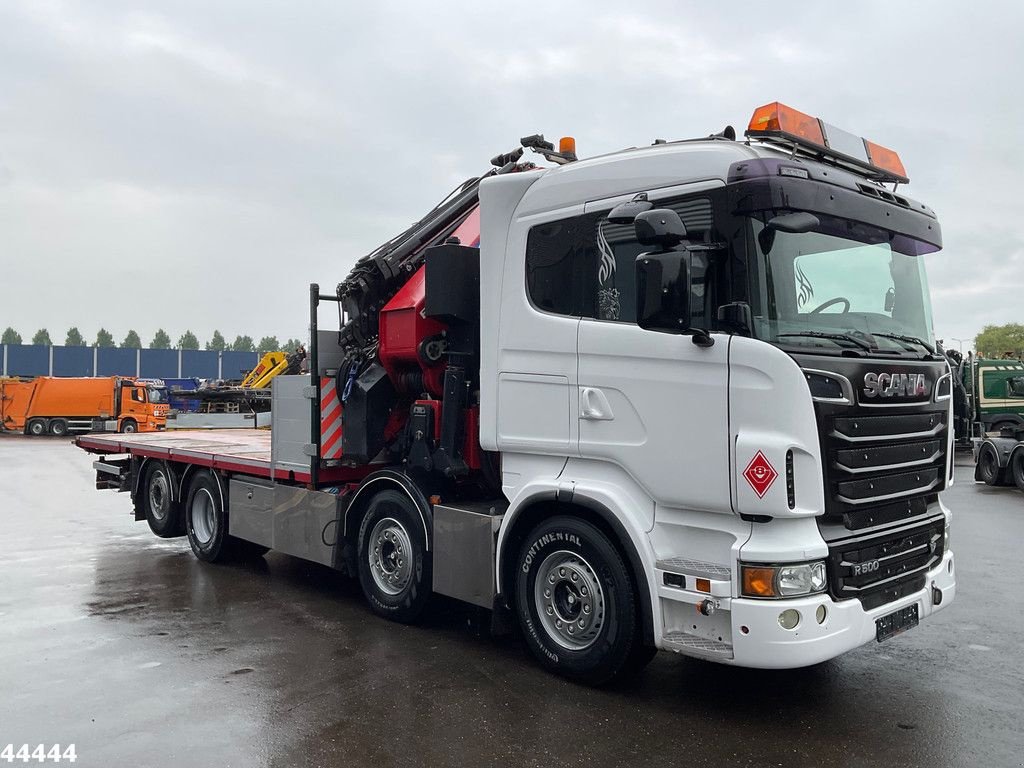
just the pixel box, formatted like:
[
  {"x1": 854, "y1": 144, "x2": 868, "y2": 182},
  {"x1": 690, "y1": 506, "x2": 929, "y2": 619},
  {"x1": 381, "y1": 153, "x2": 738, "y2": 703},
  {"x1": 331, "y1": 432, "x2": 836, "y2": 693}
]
[{"x1": 1, "y1": 0, "x2": 1020, "y2": 351}]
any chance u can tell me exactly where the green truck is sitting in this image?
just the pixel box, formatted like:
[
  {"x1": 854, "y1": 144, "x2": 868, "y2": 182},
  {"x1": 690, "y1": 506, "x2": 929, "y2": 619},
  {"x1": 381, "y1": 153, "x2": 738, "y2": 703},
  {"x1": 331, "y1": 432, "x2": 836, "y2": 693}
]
[{"x1": 948, "y1": 352, "x2": 1024, "y2": 445}]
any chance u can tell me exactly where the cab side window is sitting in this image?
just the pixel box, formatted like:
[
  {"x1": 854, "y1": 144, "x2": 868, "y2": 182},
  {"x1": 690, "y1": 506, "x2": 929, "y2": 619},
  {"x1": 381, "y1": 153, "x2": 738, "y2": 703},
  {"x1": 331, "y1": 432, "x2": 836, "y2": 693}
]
[
  {"x1": 1007, "y1": 376, "x2": 1024, "y2": 398},
  {"x1": 524, "y1": 196, "x2": 715, "y2": 326},
  {"x1": 131, "y1": 388, "x2": 145, "y2": 403}
]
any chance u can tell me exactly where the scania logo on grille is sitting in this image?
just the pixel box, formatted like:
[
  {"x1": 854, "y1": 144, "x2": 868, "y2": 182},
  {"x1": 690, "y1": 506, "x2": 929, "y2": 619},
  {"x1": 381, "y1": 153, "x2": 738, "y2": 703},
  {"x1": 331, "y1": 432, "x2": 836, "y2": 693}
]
[
  {"x1": 852, "y1": 559, "x2": 880, "y2": 576},
  {"x1": 863, "y1": 372, "x2": 929, "y2": 398}
]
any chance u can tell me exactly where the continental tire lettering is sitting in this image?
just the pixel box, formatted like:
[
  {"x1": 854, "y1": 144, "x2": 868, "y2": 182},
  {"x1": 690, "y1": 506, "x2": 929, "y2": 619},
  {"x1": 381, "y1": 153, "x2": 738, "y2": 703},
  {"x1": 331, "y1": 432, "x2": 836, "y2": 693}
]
[
  {"x1": 523, "y1": 615, "x2": 559, "y2": 663},
  {"x1": 521, "y1": 531, "x2": 582, "y2": 573}
]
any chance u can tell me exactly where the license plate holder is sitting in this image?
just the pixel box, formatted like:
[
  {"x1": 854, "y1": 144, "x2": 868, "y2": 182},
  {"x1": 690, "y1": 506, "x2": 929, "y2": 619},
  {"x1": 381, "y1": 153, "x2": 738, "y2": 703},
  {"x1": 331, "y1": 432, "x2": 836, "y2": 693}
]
[{"x1": 876, "y1": 603, "x2": 919, "y2": 642}]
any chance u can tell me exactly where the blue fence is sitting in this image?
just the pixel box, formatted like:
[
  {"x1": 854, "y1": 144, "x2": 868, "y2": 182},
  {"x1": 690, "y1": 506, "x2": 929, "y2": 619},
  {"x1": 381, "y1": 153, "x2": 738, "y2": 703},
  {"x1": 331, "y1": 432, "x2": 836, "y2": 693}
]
[
  {"x1": 1, "y1": 345, "x2": 258, "y2": 380},
  {"x1": 97, "y1": 347, "x2": 137, "y2": 376}
]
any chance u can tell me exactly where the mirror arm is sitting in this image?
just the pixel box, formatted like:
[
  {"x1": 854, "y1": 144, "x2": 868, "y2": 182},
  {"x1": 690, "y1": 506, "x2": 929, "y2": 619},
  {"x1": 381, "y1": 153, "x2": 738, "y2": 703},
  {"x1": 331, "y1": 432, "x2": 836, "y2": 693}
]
[{"x1": 687, "y1": 328, "x2": 715, "y2": 347}]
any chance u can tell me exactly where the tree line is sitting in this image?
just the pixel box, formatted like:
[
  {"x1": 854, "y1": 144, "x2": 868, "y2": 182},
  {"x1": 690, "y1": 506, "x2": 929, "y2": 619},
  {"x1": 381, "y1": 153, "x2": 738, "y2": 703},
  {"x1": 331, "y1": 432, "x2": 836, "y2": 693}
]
[
  {"x1": 973, "y1": 323, "x2": 1024, "y2": 359},
  {"x1": 1, "y1": 326, "x2": 303, "y2": 356}
]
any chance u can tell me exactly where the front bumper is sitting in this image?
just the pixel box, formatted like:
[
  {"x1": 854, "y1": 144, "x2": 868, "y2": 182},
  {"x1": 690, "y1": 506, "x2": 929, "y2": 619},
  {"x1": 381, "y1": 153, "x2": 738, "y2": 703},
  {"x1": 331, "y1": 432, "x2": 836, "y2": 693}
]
[{"x1": 727, "y1": 550, "x2": 955, "y2": 668}]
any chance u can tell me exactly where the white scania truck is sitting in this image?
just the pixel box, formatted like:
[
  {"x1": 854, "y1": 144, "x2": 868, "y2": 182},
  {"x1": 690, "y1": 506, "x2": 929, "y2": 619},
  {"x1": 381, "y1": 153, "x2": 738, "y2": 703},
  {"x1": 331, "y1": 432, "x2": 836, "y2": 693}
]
[{"x1": 79, "y1": 102, "x2": 955, "y2": 684}]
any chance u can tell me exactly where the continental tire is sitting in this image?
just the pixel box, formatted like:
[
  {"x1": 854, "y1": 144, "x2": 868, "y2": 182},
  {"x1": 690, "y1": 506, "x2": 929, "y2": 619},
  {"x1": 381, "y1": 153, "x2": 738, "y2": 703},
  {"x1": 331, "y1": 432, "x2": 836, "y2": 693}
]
[
  {"x1": 514, "y1": 516, "x2": 649, "y2": 685},
  {"x1": 356, "y1": 489, "x2": 431, "y2": 624},
  {"x1": 1012, "y1": 451, "x2": 1024, "y2": 492},
  {"x1": 142, "y1": 462, "x2": 183, "y2": 538},
  {"x1": 977, "y1": 443, "x2": 1002, "y2": 486},
  {"x1": 185, "y1": 471, "x2": 229, "y2": 562}
]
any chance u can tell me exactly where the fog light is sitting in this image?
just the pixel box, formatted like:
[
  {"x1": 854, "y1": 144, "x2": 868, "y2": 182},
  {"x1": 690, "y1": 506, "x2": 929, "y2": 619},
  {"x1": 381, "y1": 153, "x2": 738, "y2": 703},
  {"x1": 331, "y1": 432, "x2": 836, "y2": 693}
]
[
  {"x1": 815, "y1": 605, "x2": 827, "y2": 624},
  {"x1": 778, "y1": 609, "x2": 801, "y2": 630}
]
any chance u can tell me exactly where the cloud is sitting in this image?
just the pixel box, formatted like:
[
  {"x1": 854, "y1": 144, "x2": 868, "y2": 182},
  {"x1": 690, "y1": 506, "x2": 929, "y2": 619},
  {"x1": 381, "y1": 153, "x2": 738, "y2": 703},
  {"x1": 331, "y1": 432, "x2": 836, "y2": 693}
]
[{"x1": 0, "y1": 0, "x2": 1020, "y2": 348}]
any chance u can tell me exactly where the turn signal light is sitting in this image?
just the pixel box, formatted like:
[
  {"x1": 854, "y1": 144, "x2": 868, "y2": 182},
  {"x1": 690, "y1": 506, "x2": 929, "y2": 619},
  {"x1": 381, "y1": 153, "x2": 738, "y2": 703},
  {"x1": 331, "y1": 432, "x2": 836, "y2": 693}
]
[
  {"x1": 741, "y1": 566, "x2": 777, "y2": 598},
  {"x1": 748, "y1": 102, "x2": 824, "y2": 146}
]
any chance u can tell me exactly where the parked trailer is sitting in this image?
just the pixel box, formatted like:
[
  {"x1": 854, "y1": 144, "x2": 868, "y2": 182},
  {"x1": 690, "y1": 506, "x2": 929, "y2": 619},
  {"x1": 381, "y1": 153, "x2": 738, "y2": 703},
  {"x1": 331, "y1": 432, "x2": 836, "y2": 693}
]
[
  {"x1": 2, "y1": 376, "x2": 167, "y2": 436},
  {"x1": 79, "y1": 103, "x2": 956, "y2": 684}
]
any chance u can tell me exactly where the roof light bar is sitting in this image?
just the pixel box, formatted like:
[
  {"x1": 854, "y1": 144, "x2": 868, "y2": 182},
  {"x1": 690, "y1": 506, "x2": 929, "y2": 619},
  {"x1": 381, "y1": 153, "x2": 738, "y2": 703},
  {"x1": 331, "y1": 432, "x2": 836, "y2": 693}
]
[{"x1": 745, "y1": 101, "x2": 909, "y2": 184}]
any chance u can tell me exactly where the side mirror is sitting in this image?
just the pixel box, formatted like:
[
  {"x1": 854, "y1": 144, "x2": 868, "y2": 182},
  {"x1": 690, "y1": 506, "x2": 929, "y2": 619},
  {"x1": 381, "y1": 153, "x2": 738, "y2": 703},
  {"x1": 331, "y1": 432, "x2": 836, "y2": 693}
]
[
  {"x1": 717, "y1": 302, "x2": 753, "y2": 336},
  {"x1": 758, "y1": 211, "x2": 820, "y2": 254},
  {"x1": 634, "y1": 209, "x2": 687, "y2": 249},
  {"x1": 635, "y1": 251, "x2": 690, "y2": 335},
  {"x1": 608, "y1": 193, "x2": 653, "y2": 225}
]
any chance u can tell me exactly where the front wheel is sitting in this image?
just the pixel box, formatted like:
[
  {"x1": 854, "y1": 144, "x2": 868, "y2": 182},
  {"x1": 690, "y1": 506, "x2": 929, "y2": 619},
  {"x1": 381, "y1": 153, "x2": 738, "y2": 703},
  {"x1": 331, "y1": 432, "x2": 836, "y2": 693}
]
[
  {"x1": 514, "y1": 516, "x2": 651, "y2": 685},
  {"x1": 356, "y1": 489, "x2": 431, "y2": 624},
  {"x1": 120, "y1": 419, "x2": 138, "y2": 434}
]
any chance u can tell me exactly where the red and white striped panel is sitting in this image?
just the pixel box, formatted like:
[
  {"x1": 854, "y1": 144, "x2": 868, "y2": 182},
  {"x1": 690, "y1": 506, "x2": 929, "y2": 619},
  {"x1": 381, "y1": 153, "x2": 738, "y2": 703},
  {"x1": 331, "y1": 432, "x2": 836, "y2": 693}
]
[{"x1": 320, "y1": 376, "x2": 343, "y2": 460}]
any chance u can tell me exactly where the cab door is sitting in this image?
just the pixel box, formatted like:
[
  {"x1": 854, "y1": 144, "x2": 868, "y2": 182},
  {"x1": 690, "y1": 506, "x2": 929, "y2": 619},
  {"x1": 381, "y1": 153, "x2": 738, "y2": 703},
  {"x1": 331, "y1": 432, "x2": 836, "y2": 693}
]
[
  {"x1": 577, "y1": 324, "x2": 731, "y2": 513},
  {"x1": 576, "y1": 191, "x2": 732, "y2": 513}
]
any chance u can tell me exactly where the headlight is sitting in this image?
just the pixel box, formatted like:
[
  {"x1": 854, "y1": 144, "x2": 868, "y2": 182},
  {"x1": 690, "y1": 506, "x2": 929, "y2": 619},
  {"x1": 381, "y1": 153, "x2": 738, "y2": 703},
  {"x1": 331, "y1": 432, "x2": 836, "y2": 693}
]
[{"x1": 741, "y1": 561, "x2": 827, "y2": 598}]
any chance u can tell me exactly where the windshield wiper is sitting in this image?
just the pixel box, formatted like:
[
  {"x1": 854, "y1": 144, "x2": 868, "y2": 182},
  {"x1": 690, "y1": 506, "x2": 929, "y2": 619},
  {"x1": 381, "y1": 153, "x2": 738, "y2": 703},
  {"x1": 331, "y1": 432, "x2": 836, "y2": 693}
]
[
  {"x1": 871, "y1": 332, "x2": 935, "y2": 354},
  {"x1": 776, "y1": 330, "x2": 875, "y2": 351}
]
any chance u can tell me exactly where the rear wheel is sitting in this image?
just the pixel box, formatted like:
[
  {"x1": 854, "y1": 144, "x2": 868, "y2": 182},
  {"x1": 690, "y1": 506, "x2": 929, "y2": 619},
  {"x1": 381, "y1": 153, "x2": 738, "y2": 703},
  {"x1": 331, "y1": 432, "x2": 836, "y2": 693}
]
[
  {"x1": 356, "y1": 489, "x2": 431, "y2": 624},
  {"x1": 27, "y1": 419, "x2": 47, "y2": 436},
  {"x1": 143, "y1": 462, "x2": 183, "y2": 538},
  {"x1": 1012, "y1": 451, "x2": 1024, "y2": 492},
  {"x1": 120, "y1": 419, "x2": 138, "y2": 434},
  {"x1": 514, "y1": 516, "x2": 652, "y2": 685},
  {"x1": 48, "y1": 418, "x2": 68, "y2": 437},
  {"x1": 185, "y1": 472, "x2": 228, "y2": 562},
  {"x1": 977, "y1": 443, "x2": 1002, "y2": 486}
]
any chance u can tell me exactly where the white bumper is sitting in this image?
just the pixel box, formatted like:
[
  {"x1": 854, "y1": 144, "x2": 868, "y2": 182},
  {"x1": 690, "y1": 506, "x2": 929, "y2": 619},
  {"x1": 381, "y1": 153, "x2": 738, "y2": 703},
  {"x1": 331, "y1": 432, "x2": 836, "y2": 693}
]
[{"x1": 727, "y1": 550, "x2": 956, "y2": 668}]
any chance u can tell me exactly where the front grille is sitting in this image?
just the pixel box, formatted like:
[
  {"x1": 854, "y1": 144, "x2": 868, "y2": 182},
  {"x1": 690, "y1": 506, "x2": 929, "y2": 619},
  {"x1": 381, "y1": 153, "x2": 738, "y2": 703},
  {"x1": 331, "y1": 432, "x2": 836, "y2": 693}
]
[
  {"x1": 823, "y1": 407, "x2": 948, "y2": 530},
  {"x1": 826, "y1": 516, "x2": 945, "y2": 610}
]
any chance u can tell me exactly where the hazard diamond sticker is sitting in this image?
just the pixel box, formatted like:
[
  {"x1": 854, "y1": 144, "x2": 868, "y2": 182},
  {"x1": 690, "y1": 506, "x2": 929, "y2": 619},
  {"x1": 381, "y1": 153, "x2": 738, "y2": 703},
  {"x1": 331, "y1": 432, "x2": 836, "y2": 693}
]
[{"x1": 743, "y1": 450, "x2": 778, "y2": 498}]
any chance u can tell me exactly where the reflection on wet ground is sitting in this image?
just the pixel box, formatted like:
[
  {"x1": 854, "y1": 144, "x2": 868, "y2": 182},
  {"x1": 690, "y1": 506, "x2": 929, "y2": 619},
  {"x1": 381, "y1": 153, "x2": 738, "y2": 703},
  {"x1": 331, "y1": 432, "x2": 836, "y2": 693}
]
[{"x1": 1, "y1": 438, "x2": 1020, "y2": 767}]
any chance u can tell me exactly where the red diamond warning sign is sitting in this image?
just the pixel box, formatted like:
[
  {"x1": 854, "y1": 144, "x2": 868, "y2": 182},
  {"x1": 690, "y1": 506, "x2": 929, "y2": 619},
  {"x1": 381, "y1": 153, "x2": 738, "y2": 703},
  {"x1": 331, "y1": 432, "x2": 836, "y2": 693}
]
[{"x1": 743, "y1": 450, "x2": 778, "y2": 498}]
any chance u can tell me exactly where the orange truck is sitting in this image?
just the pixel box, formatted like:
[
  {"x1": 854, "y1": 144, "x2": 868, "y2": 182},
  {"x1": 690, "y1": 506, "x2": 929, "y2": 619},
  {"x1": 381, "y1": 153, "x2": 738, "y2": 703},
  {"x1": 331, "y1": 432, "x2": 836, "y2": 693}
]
[{"x1": 0, "y1": 376, "x2": 168, "y2": 436}]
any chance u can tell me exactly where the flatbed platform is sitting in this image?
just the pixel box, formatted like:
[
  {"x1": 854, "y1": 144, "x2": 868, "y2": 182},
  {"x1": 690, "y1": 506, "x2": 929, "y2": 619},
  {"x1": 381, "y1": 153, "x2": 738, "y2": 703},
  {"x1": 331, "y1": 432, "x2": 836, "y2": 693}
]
[{"x1": 76, "y1": 430, "x2": 363, "y2": 485}]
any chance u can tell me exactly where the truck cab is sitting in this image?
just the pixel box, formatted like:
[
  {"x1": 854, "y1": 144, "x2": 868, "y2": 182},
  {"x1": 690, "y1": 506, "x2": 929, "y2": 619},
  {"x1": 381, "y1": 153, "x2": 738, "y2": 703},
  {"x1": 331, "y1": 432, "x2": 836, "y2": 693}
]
[
  {"x1": 478, "y1": 103, "x2": 953, "y2": 670},
  {"x1": 119, "y1": 380, "x2": 169, "y2": 432}
]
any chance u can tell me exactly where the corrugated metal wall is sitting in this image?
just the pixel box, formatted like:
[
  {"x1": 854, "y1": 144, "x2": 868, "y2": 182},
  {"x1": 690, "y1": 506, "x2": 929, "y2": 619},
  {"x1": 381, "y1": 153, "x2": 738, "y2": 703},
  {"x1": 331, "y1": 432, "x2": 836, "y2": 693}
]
[{"x1": 1, "y1": 345, "x2": 258, "y2": 380}]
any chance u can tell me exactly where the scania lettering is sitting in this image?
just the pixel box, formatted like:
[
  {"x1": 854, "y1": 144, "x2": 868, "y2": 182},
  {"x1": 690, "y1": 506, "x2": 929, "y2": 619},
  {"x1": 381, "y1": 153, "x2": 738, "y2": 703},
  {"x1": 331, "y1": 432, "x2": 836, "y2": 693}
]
[{"x1": 77, "y1": 103, "x2": 955, "y2": 684}]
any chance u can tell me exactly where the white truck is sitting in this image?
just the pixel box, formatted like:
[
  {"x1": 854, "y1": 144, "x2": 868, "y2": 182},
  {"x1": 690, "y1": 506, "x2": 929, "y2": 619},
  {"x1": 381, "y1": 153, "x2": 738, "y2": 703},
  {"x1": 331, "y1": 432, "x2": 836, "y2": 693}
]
[{"x1": 79, "y1": 102, "x2": 955, "y2": 684}]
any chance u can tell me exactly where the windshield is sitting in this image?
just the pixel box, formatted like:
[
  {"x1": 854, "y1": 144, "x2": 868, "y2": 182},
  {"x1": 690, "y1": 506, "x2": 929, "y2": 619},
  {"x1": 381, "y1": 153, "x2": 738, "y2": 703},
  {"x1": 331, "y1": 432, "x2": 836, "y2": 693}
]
[
  {"x1": 749, "y1": 213, "x2": 938, "y2": 356},
  {"x1": 147, "y1": 387, "x2": 167, "y2": 404}
]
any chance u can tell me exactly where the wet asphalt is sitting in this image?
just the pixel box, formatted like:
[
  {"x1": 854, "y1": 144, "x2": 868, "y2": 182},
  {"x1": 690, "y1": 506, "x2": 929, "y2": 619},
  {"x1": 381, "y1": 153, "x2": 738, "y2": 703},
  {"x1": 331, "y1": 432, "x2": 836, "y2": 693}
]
[{"x1": 0, "y1": 436, "x2": 1022, "y2": 768}]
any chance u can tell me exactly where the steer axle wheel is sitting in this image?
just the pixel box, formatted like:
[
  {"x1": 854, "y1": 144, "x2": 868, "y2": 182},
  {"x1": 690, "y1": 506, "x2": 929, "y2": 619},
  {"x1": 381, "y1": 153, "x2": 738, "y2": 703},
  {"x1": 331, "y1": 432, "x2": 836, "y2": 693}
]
[{"x1": 514, "y1": 516, "x2": 653, "y2": 685}]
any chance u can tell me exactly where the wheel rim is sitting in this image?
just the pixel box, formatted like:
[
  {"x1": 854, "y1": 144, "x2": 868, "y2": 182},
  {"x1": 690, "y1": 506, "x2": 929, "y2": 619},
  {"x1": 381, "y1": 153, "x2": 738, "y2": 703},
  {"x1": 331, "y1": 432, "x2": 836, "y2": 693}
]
[
  {"x1": 368, "y1": 517, "x2": 413, "y2": 596},
  {"x1": 124, "y1": 422, "x2": 136, "y2": 433},
  {"x1": 52, "y1": 422, "x2": 65, "y2": 435},
  {"x1": 149, "y1": 470, "x2": 170, "y2": 522},
  {"x1": 30, "y1": 422, "x2": 44, "y2": 435},
  {"x1": 534, "y1": 550, "x2": 605, "y2": 651},
  {"x1": 190, "y1": 488, "x2": 217, "y2": 545}
]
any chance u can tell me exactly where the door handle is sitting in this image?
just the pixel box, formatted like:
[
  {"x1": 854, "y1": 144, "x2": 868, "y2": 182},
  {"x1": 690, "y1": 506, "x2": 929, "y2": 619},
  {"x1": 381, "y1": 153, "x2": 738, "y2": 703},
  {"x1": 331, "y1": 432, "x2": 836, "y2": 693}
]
[{"x1": 580, "y1": 387, "x2": 614, "y2": 421}]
